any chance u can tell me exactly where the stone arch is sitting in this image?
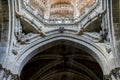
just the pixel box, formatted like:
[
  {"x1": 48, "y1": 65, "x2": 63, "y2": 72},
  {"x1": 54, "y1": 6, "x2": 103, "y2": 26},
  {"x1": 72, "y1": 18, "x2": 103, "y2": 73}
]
[{"x1": 12, "y1": 34, "x2": 112, "y2": 76}]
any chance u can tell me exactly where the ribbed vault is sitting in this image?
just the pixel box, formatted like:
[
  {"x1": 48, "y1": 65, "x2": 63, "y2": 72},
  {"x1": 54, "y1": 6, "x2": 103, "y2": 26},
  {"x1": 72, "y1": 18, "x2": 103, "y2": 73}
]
[
  {"x1": 0, "y1": 0, "x2": 120, "y2": 80},
  {"x1": 28, "y1": 0, "x2": 95, "y2": 19},
  {"x1": 20, "y1": 44, "x2": 103, "y2": 80}
]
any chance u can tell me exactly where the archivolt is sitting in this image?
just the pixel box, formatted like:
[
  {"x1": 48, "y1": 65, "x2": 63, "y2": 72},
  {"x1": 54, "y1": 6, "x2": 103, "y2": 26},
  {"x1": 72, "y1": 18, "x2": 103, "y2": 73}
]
[{"x1": 12, "y1": 34, "x2": 111, "y2": 75}]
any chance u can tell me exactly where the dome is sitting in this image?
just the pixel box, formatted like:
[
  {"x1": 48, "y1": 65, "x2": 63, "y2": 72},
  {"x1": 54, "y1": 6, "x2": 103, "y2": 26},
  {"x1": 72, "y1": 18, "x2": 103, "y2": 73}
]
[{"x1": 28, "y1": 0, "x2": 95, "y2": 20}]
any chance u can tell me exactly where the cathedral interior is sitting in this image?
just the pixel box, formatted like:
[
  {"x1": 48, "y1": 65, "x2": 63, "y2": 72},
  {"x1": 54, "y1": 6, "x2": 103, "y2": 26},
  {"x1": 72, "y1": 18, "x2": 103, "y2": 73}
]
[{"x1": 0, "y1": 0, "x2": 120, "y2": 80}]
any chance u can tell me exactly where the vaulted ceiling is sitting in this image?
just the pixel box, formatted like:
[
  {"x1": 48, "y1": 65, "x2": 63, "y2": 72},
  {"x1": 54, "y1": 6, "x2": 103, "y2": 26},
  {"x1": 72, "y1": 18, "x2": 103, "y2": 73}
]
[
  {"x1": 29, "y1": 0, "x2": 95, "y2": 19},
  {"x1": 21, "y1": 44, "x2": 103, "y2": 80},
  {"x1": 0, "y1": 0, "x2": 120, "y2": 80}
]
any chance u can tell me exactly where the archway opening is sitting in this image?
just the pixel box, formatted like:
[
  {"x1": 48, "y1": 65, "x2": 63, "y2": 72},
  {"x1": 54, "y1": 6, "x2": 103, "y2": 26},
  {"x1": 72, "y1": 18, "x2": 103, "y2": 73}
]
[{"x1": 20, "y1": 44, "x2": 104, "y2": 80}]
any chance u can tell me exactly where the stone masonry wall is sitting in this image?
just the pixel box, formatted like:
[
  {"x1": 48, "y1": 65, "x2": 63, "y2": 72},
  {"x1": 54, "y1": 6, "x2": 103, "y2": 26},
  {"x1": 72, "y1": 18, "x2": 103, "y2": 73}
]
[{"x1": 112, "y1": 0, "x2": 120, "y2": 64}]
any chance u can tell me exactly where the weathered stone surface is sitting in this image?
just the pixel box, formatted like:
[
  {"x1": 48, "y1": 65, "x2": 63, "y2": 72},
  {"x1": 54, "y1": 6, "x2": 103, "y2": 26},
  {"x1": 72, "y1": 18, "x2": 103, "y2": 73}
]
[{"x1": 0, "y1": 0, "x2": 120, "y2": 80}]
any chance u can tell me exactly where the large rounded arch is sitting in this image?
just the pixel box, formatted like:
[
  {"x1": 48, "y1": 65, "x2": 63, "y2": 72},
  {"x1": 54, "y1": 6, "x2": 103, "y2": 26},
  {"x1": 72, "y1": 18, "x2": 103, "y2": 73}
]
[{"x1": 11, "y1": 34, "x2": 112, "y2": 76}]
